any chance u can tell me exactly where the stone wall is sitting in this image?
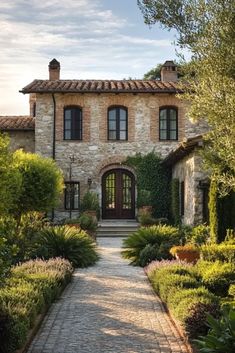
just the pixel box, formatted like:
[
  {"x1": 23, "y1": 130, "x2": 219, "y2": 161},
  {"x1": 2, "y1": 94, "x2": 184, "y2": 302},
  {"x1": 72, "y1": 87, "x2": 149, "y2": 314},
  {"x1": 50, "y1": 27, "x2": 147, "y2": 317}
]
[
  {"x1": 172, "y1": 151, "x2": 207, "y2": 225},
  {"x1": 35, "y1": 92, "x2": 207, "y2": 220},
  {"x1": 6, "y1": 130, "x2": 35, "y2": 152}
]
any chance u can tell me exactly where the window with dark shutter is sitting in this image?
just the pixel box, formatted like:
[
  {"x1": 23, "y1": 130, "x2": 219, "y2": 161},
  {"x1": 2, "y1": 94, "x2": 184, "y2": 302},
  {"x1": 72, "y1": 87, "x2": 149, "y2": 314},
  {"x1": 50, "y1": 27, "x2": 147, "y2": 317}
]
[
  {"x1": 159, "y1": 107, "x2": 178, "y2": 141},
  {"x1": 108, "y1": 106, "x2": 128, "y2": 141},
  {"x1": 64, "y1": 106, "x2": 82, "y2": 140},
  {"x1": 64, "y1": 182, "x2": 80, "y2": 210}
]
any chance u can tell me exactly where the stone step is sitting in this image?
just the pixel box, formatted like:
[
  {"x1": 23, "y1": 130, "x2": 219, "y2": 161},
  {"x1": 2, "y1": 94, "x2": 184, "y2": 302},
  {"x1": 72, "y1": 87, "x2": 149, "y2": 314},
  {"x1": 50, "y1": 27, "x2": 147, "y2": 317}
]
[{"x1": 97, "y1": 220, "x2": 139, "y2": 237}]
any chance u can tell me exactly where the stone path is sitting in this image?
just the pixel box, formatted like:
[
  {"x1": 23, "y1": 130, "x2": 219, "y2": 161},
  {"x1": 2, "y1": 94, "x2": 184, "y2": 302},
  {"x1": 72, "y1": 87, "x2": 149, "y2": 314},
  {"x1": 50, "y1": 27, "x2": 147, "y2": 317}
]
[{"x1": 27, "y1": 238, "x2": 189, "y2": 353}]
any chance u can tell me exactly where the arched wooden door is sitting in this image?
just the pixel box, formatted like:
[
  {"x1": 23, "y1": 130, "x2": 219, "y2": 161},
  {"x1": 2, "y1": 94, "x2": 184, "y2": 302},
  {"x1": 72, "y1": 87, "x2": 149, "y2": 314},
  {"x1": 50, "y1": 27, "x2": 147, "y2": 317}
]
[{"x1": 102, "y1": 169, "x2": 135, "y2": 219}]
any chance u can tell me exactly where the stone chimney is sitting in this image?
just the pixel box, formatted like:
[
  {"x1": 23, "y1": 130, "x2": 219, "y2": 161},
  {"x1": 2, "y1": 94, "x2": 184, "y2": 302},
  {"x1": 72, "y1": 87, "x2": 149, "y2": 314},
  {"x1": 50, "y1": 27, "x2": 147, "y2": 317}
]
[
  {"x1": 49, "y1": 58, "x2": 60, "y2": 80},
  {"x1": 160, "y1": 60, "x2": 178, "y2": 82}
]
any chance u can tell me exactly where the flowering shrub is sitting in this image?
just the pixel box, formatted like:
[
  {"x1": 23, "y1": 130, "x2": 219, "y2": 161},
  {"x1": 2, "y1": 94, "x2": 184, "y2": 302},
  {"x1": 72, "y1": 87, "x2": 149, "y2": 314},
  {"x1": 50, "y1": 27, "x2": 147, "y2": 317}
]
[
  {"x1": 144, "y1": 259, "x2": 192, "y2": 276},
  {"x1": 0, "y1": 258, "x2": 73, "y2": 353}
]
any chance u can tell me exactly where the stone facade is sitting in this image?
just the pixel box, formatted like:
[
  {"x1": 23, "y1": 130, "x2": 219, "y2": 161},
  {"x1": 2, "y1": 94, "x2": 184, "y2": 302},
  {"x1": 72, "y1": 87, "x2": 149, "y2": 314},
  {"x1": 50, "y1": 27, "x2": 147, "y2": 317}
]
[
  {"x1": 6, "y1": 130, "x2": 35, "y2": 152},
  {"x1": 172, "y1": 150, "x2": 208, "y2": 225},
  {"x1": 0, "y1": 116, "x2": 35, "y2": 152},
  {"x1": 20, "y1": 59, "x2": 209, "y2": 222},
  {"x1": 33, "y1": 91, "x2": 207, "y2": 220}
]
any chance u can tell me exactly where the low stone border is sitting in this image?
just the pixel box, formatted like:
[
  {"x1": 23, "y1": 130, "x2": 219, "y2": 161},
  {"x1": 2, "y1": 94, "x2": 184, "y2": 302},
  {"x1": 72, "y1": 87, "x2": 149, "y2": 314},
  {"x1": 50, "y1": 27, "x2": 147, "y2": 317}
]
[{"x1": 145, "y1": 276, "x2": 195, "y2": 353}]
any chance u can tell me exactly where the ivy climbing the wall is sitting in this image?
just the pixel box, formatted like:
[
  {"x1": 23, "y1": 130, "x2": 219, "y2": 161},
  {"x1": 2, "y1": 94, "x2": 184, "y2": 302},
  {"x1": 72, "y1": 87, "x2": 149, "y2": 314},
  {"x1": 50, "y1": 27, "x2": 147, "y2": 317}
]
[{"x1": 125, "y1": 152, "x2": 171, "y2": 219}]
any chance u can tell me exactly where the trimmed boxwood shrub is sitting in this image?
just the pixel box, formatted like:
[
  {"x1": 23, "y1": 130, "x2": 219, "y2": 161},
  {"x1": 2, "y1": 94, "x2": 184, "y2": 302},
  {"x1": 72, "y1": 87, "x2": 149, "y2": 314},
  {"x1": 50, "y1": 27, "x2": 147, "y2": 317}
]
[
  {"x1": 146, "y1": 261, "x2": 220, "y2": 338},
  {"x1": 201, "y1": 262, "x2": 235, "y2": 297},
  {"x1": 122, "y1": 225, "x2": 181, "y2": 266},
  {"x1": 0, "y1": 258, "x2": 73, "y2": 353},
  {"x1": 200, "y1": 244, "x2": 235, "y2": 263},
  {"x1": 149, "y1": 264, "x2": 199, "y2": 301},
  {"x1": 158, "y1": 273, "x2": 199, "y2": 303}
]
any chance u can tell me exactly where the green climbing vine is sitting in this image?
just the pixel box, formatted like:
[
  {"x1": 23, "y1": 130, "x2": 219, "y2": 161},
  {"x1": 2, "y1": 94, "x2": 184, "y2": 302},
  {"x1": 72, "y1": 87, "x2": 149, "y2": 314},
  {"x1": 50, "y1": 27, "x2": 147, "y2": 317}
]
[{"x1": 125, "y1": 152, "x2": 171, "y2": 218}]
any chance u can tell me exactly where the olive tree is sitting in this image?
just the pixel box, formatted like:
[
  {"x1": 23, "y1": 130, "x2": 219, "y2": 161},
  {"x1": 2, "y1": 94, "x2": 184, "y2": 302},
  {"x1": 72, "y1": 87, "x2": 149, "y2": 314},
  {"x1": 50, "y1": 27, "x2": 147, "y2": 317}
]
[{"x1": 138, "y1": 0, "x2": 235, "y2": 195}]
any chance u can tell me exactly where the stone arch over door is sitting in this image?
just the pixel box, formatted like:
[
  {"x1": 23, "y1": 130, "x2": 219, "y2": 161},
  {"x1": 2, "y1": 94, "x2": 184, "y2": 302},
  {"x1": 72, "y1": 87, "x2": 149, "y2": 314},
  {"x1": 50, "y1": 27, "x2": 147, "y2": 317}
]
[{"x1": 101, "y1": 168, "x2": 136, "y2": 219}]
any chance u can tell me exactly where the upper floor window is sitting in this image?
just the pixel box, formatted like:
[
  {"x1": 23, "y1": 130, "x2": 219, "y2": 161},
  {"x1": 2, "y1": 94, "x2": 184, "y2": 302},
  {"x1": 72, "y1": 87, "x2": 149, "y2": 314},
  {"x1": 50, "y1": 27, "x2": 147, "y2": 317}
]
[
  {"x1": 64, "y1": 106, "x2": 82, "y2": 140},
  {"x1": 159, "y1": 107, "x2": 178, "y2": 140},
  {"x1": 108, "y1": 106, "x2": 128, "y2": 141}
]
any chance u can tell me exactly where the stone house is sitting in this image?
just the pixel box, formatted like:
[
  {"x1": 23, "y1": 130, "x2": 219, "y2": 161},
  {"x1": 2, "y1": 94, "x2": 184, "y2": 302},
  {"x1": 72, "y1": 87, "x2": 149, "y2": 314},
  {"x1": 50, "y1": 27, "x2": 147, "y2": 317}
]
[
  {"x1": 1, "y1": 59, "x2": 209, "y2": 224},
  {"x1": 164, "y1": 135, "x2": 209, "y2": 225},
  {"x1": 0, "y1": 116, "x2": 35, "y2": 152}
]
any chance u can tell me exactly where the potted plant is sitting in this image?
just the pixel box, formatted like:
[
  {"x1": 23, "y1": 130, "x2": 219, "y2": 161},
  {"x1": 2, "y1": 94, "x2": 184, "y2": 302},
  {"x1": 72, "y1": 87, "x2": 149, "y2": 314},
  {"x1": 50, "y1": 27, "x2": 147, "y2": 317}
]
[
  {"x1": 137, "y1": 189, "x2": 152, "y2": 214},
  {"x1": 78, "y1": 213, "x2": 98, "y2": 241},
  {"x1": 170, "y1": 244, "x2": 200, "y2": 263},
  {"x1": 80, "y1": 191, "x2": 100, "y2": 221},
  {"x1": 64, "y1": 218, "x2": 81, "y2": 229}
]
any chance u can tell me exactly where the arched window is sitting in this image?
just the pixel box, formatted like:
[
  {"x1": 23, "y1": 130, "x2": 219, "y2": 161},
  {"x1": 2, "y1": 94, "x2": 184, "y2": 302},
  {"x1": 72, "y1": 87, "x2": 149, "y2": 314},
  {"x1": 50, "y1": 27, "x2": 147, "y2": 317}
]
[
  {"x1": 108, "y1": 106, "x2": 128, "y2": 141},
  {"x1": 159, "y1": 107, "x2": 178, "y2": 140},
  {"x1": 64, "y1": 106, "x2": 82, "y2": 140}
]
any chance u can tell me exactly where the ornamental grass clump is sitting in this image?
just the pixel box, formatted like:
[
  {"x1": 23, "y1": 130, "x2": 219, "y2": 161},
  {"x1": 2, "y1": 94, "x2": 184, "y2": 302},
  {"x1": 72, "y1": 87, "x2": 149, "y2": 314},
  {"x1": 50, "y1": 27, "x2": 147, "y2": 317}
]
[
  {"x1": 0, "y1": 258, "x2": 73, "y2": 353},
  {"x1": 122, "y1": 225, "x2": 181, "y2": 266},
  {"x1": 35, "y1": 225, "x2": 99, "y2": 268}
]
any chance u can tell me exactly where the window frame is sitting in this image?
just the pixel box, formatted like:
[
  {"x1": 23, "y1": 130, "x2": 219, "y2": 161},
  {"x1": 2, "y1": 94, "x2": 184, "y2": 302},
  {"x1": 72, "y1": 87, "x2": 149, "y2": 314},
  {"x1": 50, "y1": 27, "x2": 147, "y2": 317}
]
[
  {"x1": 107, "y1": 106, "x2": 128, "y2": 141},
  {"x1": 64, "y1": 181, "x2": 80, "y2": 210},
  {"x1": 159, "y1": 106, "x2": 178, "y2": 141},
  {"x1": 64, "y1": 106, "x2": 83, "y2": 141}
]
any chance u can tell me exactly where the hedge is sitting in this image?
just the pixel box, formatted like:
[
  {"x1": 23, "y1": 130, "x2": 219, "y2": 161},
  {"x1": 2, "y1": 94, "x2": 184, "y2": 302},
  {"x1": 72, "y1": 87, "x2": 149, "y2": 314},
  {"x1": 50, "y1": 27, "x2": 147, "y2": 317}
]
[
  {"x1": 0, "y1": 258, "x2": 73, "y2": 353},
  {"x1": 147, "y1": 261, "x2": 220, "y2": 338},
  {"x1": 200, "y1": 244, "x2": 235, "y2": 263}
]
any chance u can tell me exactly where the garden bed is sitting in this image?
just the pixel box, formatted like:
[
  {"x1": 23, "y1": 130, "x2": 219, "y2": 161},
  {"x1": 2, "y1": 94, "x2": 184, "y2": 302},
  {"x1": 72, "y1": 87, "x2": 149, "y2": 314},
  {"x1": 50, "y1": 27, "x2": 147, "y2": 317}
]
[{"x1": 0, "y1": 258, "x2": 73, "y2": 353}]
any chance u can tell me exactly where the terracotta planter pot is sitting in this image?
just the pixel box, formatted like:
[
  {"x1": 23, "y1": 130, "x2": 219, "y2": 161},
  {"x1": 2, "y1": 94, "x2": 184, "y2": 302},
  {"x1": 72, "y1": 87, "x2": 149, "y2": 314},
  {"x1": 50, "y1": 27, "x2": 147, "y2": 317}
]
[
  {"x1": 66, "y1": 223, "x2": 80, "y2": 229},
  {"x1": 176, "y1": 250, "x2": 200, "y2": 264},
  {"x1": 139, "y1": 206, "x2": 153, "y2": 215},
  {"x1": 84, "y1": 210, "x2": 97, "y2": 222}
]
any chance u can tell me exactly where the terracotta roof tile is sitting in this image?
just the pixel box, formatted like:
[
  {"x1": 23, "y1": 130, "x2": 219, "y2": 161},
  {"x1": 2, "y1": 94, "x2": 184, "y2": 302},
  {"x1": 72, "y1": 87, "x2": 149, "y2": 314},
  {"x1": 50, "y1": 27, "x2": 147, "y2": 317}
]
[
  {"x1": 20, "y1": 79, "x2": 182, "y2": 94},
  {"x1": 0, "y1": 116, "x2": 35, "y2": 131},
  {"x1": 163, "y1": 135, "x2": 203, "y2": 166}
]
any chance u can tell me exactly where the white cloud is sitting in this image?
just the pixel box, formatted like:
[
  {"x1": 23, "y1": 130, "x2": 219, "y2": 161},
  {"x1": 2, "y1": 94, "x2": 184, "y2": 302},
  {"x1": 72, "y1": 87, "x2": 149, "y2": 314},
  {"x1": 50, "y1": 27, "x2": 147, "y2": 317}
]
[{"x1": 0, "y1": 0, "x2": 177, "y2": 114}]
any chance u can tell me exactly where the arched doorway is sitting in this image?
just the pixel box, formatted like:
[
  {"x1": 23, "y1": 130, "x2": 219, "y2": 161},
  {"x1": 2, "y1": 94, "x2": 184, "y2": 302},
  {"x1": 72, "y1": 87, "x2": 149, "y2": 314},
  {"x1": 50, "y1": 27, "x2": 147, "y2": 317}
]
[{"x1": 102, "y1": 169, "x2": 135, "y2": 219}]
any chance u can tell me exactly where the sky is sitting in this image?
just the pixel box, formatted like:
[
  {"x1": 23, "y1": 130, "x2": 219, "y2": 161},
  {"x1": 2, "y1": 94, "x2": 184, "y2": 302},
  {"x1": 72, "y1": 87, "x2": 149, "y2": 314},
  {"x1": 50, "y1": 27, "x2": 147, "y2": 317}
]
[{"x1": 0, "y1": 0, "x2": 182, "y2": 115}]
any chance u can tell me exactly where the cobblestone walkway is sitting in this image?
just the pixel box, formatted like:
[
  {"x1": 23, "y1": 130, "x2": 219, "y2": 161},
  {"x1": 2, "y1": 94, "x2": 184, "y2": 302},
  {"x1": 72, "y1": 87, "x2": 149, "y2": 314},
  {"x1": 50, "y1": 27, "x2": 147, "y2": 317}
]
[{"x1": 27, "y1": 238, "x2": 189, "y2": 353}]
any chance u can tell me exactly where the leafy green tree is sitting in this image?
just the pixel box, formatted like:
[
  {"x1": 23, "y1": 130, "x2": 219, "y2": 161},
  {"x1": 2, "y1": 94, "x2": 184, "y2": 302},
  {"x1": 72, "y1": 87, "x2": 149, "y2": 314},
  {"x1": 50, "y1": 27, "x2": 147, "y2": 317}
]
[
  {"x1": 138, "y1": 0, "x2": 235, "y2": 195},
  {"x1": 13, "y1": 150, "x2": 64, "y2": 217},
  {"x1": 0, "y1": 134, "x2": 22, "y2": 215},
  {"x1": 143, "y1": 63, "x2": 162, "y2": 80}
]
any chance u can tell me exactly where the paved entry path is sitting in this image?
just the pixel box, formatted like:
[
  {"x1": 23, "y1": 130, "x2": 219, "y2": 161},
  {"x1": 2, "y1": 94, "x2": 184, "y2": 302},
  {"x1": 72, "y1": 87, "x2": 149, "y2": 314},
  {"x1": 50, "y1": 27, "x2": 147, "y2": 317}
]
[{"x1": 27, "y1": 238, "x2": 190, "y2": 353}]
